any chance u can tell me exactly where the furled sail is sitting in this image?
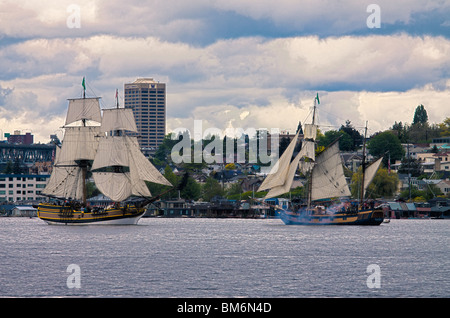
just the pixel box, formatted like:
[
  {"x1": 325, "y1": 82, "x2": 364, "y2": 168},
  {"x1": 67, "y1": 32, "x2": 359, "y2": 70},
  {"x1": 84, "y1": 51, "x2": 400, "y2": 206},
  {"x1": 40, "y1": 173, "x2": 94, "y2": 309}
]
[
  {"x1": 363, "y1": 157, "x2": 383, "y2": 197},
  {"x1": 310, "y1": 141, "x2": 351, "y2": 201}
]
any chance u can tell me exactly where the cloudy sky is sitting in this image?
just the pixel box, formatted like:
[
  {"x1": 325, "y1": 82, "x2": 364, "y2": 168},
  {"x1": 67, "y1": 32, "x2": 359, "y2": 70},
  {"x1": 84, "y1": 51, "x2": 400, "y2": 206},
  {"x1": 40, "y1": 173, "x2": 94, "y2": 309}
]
[{"x1": 0, "y1": 0, "x2": 449, "y2": 143}]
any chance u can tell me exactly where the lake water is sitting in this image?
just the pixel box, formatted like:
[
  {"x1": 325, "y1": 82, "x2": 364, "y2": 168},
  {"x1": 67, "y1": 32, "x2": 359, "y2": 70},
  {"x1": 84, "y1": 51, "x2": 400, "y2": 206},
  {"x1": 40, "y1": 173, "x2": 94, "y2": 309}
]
[{"x1": 0, "y1": 217, "x2": 448, "y2": 298}]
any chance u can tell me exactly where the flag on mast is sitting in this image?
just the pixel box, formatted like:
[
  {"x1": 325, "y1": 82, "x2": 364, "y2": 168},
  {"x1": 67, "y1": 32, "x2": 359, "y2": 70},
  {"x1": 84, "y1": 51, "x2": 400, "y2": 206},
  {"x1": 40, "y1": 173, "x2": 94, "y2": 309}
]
[{"x1": 315, "y1": 93, "x2": 320, "y2": 104}]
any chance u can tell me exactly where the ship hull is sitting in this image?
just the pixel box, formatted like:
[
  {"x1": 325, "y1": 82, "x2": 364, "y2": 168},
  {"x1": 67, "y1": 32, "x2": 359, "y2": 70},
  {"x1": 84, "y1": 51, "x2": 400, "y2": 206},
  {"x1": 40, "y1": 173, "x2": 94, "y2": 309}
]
[
  {"x1": 37, "y1": 203, "x2": 145, "y2": 225},
  {"x1": 280, "y1": 209, "x2": 384, "y2": 226}
]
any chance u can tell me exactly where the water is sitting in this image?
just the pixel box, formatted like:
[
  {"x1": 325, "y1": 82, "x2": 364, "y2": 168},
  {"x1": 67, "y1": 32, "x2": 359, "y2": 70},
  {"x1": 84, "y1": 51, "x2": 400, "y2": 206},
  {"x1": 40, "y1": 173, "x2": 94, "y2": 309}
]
[{"x1": 0, "y1": 217, "x2": 448, "y2": 297}]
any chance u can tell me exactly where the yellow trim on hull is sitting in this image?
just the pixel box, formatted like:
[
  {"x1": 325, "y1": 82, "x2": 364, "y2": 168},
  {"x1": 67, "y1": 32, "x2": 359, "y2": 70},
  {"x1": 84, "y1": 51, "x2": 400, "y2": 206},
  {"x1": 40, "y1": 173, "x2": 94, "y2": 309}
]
[{"x1": 37, "y1": 203, "x2": 146, "y2": 224}]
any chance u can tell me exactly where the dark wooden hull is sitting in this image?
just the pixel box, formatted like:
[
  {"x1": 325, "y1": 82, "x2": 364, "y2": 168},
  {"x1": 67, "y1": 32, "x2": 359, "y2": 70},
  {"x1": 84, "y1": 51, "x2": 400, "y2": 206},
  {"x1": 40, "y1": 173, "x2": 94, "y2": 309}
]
[
  {"x1": 280, "y1": 208, "x2": 384, "y2": 225},
  {"x1": 37, "y1": 203, "x2": 145, "y2": 225}
]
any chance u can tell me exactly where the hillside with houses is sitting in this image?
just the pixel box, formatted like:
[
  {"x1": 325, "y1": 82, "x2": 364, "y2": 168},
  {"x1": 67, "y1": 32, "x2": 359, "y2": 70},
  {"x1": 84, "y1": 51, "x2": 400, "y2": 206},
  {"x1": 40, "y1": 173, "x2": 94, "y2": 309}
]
[{"x1": 1, "y1": 105, "x2": 449, "y2": 218}]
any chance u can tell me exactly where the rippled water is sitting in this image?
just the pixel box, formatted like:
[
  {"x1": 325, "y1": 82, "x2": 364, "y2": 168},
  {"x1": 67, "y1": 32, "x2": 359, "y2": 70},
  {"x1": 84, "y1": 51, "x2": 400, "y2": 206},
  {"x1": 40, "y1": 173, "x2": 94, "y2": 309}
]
[{"x1": 0, "y1": 217, "x2": 448, "y2": 297}]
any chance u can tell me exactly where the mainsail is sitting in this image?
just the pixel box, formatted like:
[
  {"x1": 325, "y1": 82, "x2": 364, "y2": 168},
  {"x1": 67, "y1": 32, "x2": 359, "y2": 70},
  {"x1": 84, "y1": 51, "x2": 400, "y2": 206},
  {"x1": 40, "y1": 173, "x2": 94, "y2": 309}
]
[
  {"x1": 362, "y1": 157, "x2": 383, "y2": 197},
  {"x1": 43, "y1": 97, "x2": 102, "y2": 201},
  {"x1": 43, "y1": 91, "x2": 172, "y2": 204},
  {"x1": 258, "y1": 95, "x2": 355, "y2": 203},
  {"x1": 92, "y1": 107, "x2": 172, "y2": 202},
  {"x1": 260, "y1": 123, "x2": 317, "y2": 199},
  {"x1": 310, "y1": 141, "x2": 351, "y2": 201}
]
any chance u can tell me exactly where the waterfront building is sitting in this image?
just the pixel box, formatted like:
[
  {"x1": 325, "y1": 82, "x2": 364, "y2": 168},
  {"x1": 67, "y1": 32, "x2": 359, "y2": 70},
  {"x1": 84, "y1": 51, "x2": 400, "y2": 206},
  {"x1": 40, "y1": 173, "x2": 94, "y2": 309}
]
[
  {"x1": 0, "y1": 174, "x2": 50, "y2": 203},
  {"x1": 5, "y1": 131, "x2": 34, "y2": 145},
  {"x1": 124, "y1": 78, "x2": 166, "y2": 156}
]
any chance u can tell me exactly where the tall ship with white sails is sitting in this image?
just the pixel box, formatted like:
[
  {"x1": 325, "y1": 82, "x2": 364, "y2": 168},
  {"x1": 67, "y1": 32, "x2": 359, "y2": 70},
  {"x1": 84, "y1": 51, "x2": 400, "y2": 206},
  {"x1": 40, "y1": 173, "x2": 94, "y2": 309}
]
[
  {"x1": 258, "y1": 94, "x2": 384, "y2": 225},
  {"x1": 37, "y1": 79, "x2": 172, "y2": 225}
]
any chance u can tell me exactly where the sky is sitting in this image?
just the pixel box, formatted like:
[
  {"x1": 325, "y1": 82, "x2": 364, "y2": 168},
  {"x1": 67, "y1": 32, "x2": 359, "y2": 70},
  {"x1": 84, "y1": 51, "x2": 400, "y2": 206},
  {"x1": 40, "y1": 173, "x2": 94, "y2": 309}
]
[{"x1": 0, "y1": 0, "x2": 449, "y2": 143}]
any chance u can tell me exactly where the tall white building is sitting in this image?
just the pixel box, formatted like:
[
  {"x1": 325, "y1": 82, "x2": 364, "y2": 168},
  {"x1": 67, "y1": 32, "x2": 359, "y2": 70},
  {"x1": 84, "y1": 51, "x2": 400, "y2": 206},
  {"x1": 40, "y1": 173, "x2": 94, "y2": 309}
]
[{"x1": 124, "y1": 78, "x2": 166, "y2": 156}]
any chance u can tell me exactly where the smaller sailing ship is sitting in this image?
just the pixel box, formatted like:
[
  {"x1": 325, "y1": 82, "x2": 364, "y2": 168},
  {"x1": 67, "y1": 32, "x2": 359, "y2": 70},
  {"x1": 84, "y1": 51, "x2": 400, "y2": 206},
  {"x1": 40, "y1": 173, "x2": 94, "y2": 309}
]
[
  {"x1": 258, "y1": 94, "x2": 384, "y2": 225},
  {"x1": 37, "y1": 79, "x2": 173, "y2": 225}
]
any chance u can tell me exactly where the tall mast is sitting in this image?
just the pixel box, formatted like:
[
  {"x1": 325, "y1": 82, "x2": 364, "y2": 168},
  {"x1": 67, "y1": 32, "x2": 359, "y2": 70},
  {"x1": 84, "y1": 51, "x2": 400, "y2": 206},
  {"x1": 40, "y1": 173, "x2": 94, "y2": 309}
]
[
  {"x1": 359, "y1": 121, "x2": 368, "y2": 208},
  {"x1": 81, "y1": 77, "x2": 88, "y2": 205},
  {"x1": 307, "y1": 93, "x2": 319, "y2": 208}
]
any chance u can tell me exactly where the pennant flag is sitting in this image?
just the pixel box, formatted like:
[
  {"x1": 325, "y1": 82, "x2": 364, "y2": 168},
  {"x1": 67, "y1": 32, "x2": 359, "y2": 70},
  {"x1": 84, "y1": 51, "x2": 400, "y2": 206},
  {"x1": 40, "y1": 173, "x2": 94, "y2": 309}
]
[
  {"x1": 315, "y1": 93, "x2": 320, "y2": 104},
  {"x1": 82, "y1": 77, "x2": 86, "y2": 90}
]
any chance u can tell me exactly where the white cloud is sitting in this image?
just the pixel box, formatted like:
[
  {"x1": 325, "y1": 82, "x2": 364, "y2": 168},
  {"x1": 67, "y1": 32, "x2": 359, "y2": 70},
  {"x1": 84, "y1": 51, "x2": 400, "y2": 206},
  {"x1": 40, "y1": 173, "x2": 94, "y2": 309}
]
[{"x1": 0, "y1": 1, "x2": 449, "y2": 143}]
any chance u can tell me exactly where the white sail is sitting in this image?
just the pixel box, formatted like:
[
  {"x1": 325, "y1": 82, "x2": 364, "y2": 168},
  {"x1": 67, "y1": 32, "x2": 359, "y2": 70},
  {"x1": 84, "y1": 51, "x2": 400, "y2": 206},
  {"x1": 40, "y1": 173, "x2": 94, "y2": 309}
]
[
  {"x1": 43, "y1": 125, "x2": 100, "y2": 200},
  {"x1": 310, "y1": 142, "x2": 351, "y2": 201},
  {"x1": 57, "y1": 126, "x2": 101, "y2": 165},
  {"x1": 363, "y1": 157, "x2": 383, "y2": 197},
  {"x1": 65, "y1": 98, "x2": 102, "y2": 126},
  {"x1": 101, "y1": 108, "x2": 138, "y2": 133},
  {"x1": 91, "y1": 107, "x2": 171, "y2": 201},
  {"x1": 125, "y1": 136, "x2": 172, "y2": 186},
  {"x1": 93, "y1": 172, "x2": 133, "y2": 202},
  {"x1": 264, "y1": 149, "x2": 302, "y2": 199},
  {"x1": 258, "y1": 131, "x2": 299, "y2": 192},
  {"x1": 303, "y1": 124, "x2": 318, "y2": 140},
  {"x1": 91, "y1": 136, "x2": 129, "y2": 170},
  {"x1": 43, "y1": 147, "x2": 85, "y2": 200}
]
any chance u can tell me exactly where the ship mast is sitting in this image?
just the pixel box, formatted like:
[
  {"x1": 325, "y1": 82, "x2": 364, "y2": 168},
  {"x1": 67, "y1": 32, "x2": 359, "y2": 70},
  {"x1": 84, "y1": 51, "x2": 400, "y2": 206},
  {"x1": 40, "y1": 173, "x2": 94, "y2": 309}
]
[
  {"x1": 80, "y1": 78, "x2": 88, "y2": 206},
  {"x1": 307, "y1": 94, "x2": 318, "y2": 208},
  {"x1": 359, "y1": 121, "x2": 368, "y2": 209}
]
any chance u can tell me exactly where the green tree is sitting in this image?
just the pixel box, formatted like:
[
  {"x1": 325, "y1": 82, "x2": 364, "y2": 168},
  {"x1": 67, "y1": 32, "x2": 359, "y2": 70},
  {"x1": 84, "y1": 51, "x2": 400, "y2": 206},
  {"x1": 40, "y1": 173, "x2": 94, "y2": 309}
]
[
  {"x1": 226, "y1": 182, "x2": 243, "y2": 199},
  {"x1": 86, "y1": 182, "x2": 100, "y2": 198},
  {"x1": 391, "y1": 121, "x2": 408, "y2": 143},
  {"x1": 412, "y1": 104, "x2": 428, "y2": 126},
  {"x1": 438, "y1": 117, "x2": 450, "y2": 137},
  {"x1": 3, "y1": 160, "x2": 13, "y2": 174},
  {"x1": 318, "y1": 130, "x2": 353, "y2": 151},
  {"x1": 368, "y1": 131, "x2": 404, "y2": 167},
  {"x1": 339, "y1": 120, "x2": 363, "y2": 150},
  {"x1": 180, "y1": 176, "x2": 201, "y2": 200},
  {"x1": 202, "y1": 177, "x2": 224, "y2": 201},
  {"x1": 351, "y1": 167, "x2": 399, "y2": 199},
  {"x1": 398, "y1": 157, "x2": 423, "y2": 177}
]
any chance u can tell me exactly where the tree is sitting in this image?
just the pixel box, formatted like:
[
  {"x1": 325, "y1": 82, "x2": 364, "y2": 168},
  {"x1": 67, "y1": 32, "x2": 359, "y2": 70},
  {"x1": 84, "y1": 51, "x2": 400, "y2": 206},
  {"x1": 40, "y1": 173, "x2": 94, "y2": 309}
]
[
  {"x1": 438, "y1": 117, "x2": 450, "y2": 136},
  {"x1": 226, "y1": 182, "x2": 243, "y2": 199},
  {"x1": 351, "y1": 166, "x2": 399, "y2": 199},
  {"x1": 398, "y1": 157, "x2": 423, "y2": 177},
  {"x1": 391, "y1": 121, "x2": 408, "y2": 143},
  {"x1": 180, "y1": 176, "x2": 201, "y2": 200},
  {"x1": 201, "y1": 177, "x2": 224, "y2": 201},
  {"x1": 3, "y1": 160, "x2": 13, "y2": 174},
  {"x1": 279, "y1": 136, "x2": 291, "y2": 156},
  {"x1": 412, "y1": 104, "x2": 428, "y2": 126},
  {"x1": 317, "y1": 130, "x2": 353, "y2": 151},
  {"x1": 296, "y1": 121, "x2": 303, "y2": 134},
  {"x1": 340, "y1": 120, "x2": 363, "y2": 150},
  {"x1": 368, "y1": 131, "x2": 404, "y2": 167}
]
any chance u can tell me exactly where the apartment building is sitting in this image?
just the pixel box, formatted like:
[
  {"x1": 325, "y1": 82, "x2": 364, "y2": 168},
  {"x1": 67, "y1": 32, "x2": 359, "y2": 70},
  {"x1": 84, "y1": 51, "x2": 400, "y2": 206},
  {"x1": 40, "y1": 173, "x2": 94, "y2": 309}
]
[
  {"x1": 124, "y1": 78, "x2": 166, "y2": 156},
  {"x1": 0, "y1": 174, "x2": 50, "y2": 203}
]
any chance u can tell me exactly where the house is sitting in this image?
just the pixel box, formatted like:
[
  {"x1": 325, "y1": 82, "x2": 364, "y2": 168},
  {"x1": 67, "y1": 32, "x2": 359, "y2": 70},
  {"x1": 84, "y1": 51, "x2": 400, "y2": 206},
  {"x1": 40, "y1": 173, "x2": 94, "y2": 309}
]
[
  {"x1": 428, "y1": 198, "x2": 450, "y2": 218},
  {"x1": 435, "y1": 179, "x2": 450, "y2": 197},
  {"x1": 11, "y1": 206, "x2": 37, "y2": 217}
]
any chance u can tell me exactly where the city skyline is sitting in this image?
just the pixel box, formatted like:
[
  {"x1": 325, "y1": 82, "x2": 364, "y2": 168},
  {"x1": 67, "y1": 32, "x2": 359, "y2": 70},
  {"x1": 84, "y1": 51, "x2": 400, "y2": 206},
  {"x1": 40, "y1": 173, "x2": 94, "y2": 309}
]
[{"x1": 0, "y1": 1, "x2": 449, "y2": 143}]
